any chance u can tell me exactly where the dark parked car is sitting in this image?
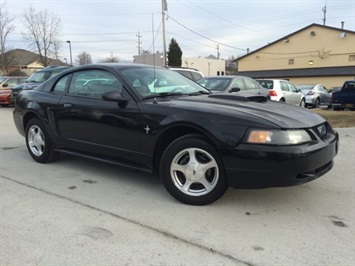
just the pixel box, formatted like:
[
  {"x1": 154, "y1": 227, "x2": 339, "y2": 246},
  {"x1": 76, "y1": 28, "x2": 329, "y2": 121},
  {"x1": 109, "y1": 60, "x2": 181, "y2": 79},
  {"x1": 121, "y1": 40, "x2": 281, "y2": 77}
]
[
  {"x1": 331, "y1": 80, "x2": 355, "y2": 110},
  {"x1": 13, "y1": 64, "x2": 339, "y2": 205},
  {"x1": 11, "y1": 66, "x2": 71, "y2": 103},
  {"x1": 197, "y1": 76, "x2": 269, "y2": 98}
]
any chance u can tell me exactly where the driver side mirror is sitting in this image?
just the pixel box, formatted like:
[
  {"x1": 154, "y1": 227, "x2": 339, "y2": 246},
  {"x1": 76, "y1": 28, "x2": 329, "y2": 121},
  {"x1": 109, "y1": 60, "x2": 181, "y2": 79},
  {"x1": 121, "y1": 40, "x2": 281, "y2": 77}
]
[
  {"x1": 229, "y1": 87, "x2": 241, "y2": 93},
  {"x1": 102, "y1": 90, "x2": 128, "y2": 108}
]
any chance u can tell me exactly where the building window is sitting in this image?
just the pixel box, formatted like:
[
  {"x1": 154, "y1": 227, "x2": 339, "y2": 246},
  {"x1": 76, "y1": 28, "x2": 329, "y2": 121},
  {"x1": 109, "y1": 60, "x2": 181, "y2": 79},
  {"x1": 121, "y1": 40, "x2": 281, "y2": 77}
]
[
  {"x1": 288, "y1": 59, "x2": 294, "y2": 65},
  {"x1": 349, "y1": 55, "x2": 355, "y2": 62}
]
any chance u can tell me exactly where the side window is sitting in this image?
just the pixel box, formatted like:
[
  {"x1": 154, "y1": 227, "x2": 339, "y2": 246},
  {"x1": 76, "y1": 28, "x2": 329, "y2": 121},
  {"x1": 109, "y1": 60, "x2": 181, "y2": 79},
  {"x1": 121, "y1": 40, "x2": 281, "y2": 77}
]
[
  {"x1": 288, "y1": 82, "x2": 298, "y2": 92},
  {"x1": 52, "y1": 75, "x2": 70, "y2": 94},
  {"x1": 191, "y1": 72, "x2": 203, "y2": 81},
  {"x1": 280, "y1": 81, "x2": 290, "y2": 92},
  {"x1": 243, "y1": 78, "x2": 257, "y2": 91},
  {"x1": 68, "y1": 70, "x2": 122, "y2": 99},
  {"x1": 6, "y1": 78, "x2": 18, "y2": 87},
  {"x1": 231, "y1": 78, "x2": 245, "y2": 90}
]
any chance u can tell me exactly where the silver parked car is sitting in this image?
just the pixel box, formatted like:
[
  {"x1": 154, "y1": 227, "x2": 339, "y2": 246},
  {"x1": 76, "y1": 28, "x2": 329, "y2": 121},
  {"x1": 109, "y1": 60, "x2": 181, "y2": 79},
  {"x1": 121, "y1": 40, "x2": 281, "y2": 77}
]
[
  {"x1": 297, "y1": 84, "x2": 332, "y2": 108},
  {"x1": 256, "y1": 79, "x2": 305, "y2": 107},
  {"x1": 197, "y1": 76, "x2": 270, "y2": 98}
]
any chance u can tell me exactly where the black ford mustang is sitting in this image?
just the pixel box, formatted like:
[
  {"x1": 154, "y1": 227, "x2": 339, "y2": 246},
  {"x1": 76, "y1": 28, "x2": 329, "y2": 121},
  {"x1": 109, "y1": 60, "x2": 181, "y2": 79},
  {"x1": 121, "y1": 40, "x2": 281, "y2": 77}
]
[{"x1": 13, "y1": 64, "x2": 339, "y2": 205}]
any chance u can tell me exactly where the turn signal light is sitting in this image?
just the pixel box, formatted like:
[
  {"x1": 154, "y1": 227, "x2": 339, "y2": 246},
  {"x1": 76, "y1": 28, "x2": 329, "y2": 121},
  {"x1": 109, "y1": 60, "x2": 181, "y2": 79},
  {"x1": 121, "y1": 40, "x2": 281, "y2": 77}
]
[{"x1": 247, "y1": 130, "x2": 271, "y2": 143}]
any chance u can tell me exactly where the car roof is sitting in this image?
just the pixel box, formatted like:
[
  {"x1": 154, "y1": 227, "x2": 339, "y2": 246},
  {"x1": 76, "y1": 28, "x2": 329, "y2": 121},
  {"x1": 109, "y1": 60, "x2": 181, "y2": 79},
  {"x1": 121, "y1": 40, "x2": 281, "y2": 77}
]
[
  {"x1": 67, "y1": 63, "x2": 162, "y2": 71},
  {"x1": 201, "y1": 76, "x2": 247, "y2": 79},
  {"x1": 256, "y1": 79, "x2": 289, "y2": 81},
  {"x1": 0, "y1": 76, "x2": 27, "y2": 78}
]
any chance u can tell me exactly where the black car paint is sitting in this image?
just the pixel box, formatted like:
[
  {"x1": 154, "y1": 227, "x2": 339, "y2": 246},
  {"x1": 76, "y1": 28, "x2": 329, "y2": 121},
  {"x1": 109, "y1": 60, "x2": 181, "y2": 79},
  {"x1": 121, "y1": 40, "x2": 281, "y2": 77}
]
[{"x1": 13, "y1": 64, "x2": 338, "y2": 191}]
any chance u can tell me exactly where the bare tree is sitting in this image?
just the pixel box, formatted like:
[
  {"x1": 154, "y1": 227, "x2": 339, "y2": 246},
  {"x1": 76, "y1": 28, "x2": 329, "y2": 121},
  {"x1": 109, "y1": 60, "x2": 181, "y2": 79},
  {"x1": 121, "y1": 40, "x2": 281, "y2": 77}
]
[
  {"x1": 76, "y1": 51, "x2": 92, "y2": 65},
  {"x1": 100, "y1": 52, "x2": 120, "y2": 63},
  {"x1": 0, "y1": 1, "x2": 15, "y2": 75},
  {"x1": 22, "y1": 6, "x2": 61, "y2": 67}
]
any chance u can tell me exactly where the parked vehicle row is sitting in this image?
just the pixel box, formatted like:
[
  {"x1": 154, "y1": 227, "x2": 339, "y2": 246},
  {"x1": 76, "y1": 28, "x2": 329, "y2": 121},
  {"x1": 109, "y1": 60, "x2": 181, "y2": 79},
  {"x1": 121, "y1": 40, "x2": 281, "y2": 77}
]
[
  {"x1": 13, "y1": 64, "x2": 338, "y2": 205},
  {"x1": 2, "y1": 67, "x2": 351, "y2": 112}
]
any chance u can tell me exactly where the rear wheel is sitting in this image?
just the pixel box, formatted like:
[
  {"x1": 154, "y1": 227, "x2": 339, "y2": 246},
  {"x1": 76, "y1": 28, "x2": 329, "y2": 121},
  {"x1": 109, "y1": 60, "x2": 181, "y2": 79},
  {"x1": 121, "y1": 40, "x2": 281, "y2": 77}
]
[
  {"x1": 160, "y1": 134, "x2": 227, "y2": 205},
  {"x1": 300, "y1": 98, "x2": 306, "y2": 108},
  {"x1": 314, "y1": 98, "x2": 320, "y2": 108},
  {"x1": 25, "y1": 118, "x2": 60, "y2": 163}
]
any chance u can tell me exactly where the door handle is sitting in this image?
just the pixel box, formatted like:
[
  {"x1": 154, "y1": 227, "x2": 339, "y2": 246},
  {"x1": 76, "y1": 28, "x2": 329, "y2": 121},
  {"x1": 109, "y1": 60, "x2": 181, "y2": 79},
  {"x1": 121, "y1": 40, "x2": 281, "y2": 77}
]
[{"x1": 63, "y1": 103, "x2": 73, "y2": 108}]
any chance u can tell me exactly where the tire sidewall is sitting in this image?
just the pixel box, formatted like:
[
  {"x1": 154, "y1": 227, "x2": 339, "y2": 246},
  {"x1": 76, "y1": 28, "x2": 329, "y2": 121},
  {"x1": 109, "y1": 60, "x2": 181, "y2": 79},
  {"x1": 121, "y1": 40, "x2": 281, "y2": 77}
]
[
  {"x1": 25, "y1": 117, "x2": 56, "y2": 163},
  {"x1": 315, "y1": 98, "x2": 320, "y2": 108},
  {"x1": 160, "y1": 134, "x2": 227, "y2": 205},
  {"x1": 300, "y1": 98, "x2": 305, "y2": 108}
]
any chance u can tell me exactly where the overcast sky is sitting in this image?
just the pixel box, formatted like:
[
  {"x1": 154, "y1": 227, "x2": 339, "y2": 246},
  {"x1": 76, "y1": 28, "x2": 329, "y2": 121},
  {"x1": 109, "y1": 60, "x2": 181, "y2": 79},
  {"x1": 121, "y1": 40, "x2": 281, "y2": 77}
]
[{"x1": 5, "y1": 0, "x2": 355, "y2": 64}]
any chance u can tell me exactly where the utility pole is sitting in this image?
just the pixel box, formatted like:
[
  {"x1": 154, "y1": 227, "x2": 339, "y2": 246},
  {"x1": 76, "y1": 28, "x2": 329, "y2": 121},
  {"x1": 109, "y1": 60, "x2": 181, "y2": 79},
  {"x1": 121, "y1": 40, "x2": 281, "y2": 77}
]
[
  {"x1": 216, "y1": 45, "x2": 220, "y2": 59},
  {"x1": 161, "y1": 0, "x2": 167, "y2": 67},
  {"x1": 136, "y1": 31, "x2": 142, "y2": 55},
  {"x1": 322, "y1": 5, "x2": 327, "y2": 25}
]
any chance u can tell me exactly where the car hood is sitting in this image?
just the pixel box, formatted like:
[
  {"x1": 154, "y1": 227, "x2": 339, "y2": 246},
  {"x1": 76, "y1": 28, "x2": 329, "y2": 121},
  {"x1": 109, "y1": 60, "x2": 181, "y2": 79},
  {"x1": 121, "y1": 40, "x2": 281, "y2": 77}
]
[
  {"x1": 23, "y1": 82, "x2": 40, "y2": 90},
  {"x1": 160, "y1": 94, "x2": 326, "y2": 128}
]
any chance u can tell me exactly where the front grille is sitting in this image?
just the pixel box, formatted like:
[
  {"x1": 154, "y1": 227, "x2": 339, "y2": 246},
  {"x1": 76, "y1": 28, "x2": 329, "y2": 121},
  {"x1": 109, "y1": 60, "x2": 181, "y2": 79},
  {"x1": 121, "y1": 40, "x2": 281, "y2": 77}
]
[
  {"x1": 311, "y1": 123, "x2": 329, "y2": 139},
  {"x1": 297, "y1": 161, "x2": 333, "y2": 179}
]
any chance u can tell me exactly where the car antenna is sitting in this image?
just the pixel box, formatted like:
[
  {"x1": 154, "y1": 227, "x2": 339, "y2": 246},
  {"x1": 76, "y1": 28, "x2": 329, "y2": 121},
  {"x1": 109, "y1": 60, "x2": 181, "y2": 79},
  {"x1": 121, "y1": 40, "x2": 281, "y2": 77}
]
[{"x1": 152, "y1": 13, "x2": 158, "y2": 104}]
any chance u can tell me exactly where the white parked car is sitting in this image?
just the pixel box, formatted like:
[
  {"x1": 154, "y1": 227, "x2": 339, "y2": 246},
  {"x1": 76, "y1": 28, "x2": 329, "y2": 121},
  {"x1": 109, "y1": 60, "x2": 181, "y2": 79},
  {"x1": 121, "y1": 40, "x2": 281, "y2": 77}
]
[
  {"x1": 168, "y1": 67, "x2": 204, "y2": 81},
  {"x1": 256, "y1": 79, "x2": 305, "y2": 107}
]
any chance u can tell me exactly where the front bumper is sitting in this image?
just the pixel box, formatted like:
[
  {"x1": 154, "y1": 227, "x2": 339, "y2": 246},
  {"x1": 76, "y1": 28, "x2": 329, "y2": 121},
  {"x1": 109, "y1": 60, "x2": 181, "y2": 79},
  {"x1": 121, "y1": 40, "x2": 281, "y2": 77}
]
[
  {"x1": 332, "y1": 103, "x2": 355, "y2": 109},
  {"x1": 220, "y1": 126, "x2": 339, "y2": 189},
  {"x1": 0, "y1": 91, "x2": 12, "y2": 105}
]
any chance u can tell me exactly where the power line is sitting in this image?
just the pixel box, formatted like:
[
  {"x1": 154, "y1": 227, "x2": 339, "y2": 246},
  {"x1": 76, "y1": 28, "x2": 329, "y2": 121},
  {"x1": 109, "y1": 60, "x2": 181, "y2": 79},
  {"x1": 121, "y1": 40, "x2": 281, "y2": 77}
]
[{"x1": 168, "y1": 16, "x2": 247, "y2": 51}]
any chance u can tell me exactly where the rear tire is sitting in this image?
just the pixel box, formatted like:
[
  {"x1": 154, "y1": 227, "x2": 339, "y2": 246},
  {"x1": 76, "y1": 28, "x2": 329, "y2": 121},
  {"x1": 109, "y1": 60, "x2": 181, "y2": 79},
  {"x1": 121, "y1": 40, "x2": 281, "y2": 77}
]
[
  {"x1": 314, "y1": 98, "x2": 320, "y2": 108},
  {"x1": 25, "y1": 117, "x2": 60, "y2": 163},
  {"x1": 300, "y1": 98, "x2": 306, "y2": 108},
  {"x1": 160, "y1": 134, "x2": 227, "y2": 205}
]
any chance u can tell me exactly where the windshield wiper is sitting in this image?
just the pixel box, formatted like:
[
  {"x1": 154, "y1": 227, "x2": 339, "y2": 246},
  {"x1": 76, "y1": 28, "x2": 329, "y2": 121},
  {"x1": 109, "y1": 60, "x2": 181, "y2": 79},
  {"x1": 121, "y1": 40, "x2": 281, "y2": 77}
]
[
  {"x1": 143, "y1": 92, "x2": 184, "y2": 100},
  {"x1": 188, "y1": 90, "x2": 211, "y2": 96}
]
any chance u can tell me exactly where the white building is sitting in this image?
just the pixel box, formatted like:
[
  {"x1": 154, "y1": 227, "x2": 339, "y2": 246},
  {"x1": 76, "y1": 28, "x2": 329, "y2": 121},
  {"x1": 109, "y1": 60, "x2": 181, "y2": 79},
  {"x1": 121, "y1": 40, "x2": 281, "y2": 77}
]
[{"x1": 133, "y1": 53, "x2": 226, "y2": 77}]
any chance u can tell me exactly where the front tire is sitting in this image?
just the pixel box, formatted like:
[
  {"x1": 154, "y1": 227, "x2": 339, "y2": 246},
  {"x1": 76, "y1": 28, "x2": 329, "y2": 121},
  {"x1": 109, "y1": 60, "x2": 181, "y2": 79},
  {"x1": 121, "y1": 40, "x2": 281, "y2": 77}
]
[
  {"x1": 26, "y1": 117, "x2": 59, "y2": 163},
  {"x1": 160, "y1": 134, "x2": 227, "y2": 205}
]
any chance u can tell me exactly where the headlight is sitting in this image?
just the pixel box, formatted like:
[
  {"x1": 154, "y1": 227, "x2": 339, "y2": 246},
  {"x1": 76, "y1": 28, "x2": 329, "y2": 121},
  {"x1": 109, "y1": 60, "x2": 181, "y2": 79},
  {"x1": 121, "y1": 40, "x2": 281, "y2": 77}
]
[{"x1": 245, "y1": 129, "x2": 311, "y2": 145}]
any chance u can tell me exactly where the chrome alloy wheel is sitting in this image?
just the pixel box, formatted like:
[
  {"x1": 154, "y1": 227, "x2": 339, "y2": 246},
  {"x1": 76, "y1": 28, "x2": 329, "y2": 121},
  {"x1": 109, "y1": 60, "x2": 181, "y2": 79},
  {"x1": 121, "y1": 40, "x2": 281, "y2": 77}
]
[
  {"x1": 170, "y1": 148, "x2": 219, "y2": 197},
  {"x1": 27, "y1": 125, "x2": 45, "y2": 157}
]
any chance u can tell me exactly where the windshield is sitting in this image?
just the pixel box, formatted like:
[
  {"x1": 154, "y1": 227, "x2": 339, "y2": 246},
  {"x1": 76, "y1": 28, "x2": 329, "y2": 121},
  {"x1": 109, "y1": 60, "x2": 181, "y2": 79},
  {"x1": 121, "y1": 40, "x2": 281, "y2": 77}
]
[
  {"x1": 120, "y1": 67, "x2": 209, "y2": 98},
  {"x1": 297, "y1": 85, "x2": 314, "y2": 92},
  {"x1": 256, "y1": 80, "x2": 274, "y2": 90},
  {"x1": 27, "y1": 71, "x2": 51, "y2": 83},
  {"x1": 0, "y1": 78, "x2": 7, "y2": 84},
  {"x1": 197, "y1": 78, "x2": 232, "y2": 91}
]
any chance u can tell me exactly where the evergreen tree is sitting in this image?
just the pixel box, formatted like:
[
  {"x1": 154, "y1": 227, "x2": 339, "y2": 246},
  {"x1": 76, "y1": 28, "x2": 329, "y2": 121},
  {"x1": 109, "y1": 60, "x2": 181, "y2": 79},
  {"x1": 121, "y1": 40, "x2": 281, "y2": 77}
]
[{"x1": 167, "y1": 38, "x2": 182, "y2": 67}]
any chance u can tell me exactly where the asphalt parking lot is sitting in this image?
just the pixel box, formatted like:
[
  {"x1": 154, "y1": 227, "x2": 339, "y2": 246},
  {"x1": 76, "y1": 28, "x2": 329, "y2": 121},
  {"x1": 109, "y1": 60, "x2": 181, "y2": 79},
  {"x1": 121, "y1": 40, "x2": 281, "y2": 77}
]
[{"x1": 0, "y1": 106, "x2": 354, "y2": 266}]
